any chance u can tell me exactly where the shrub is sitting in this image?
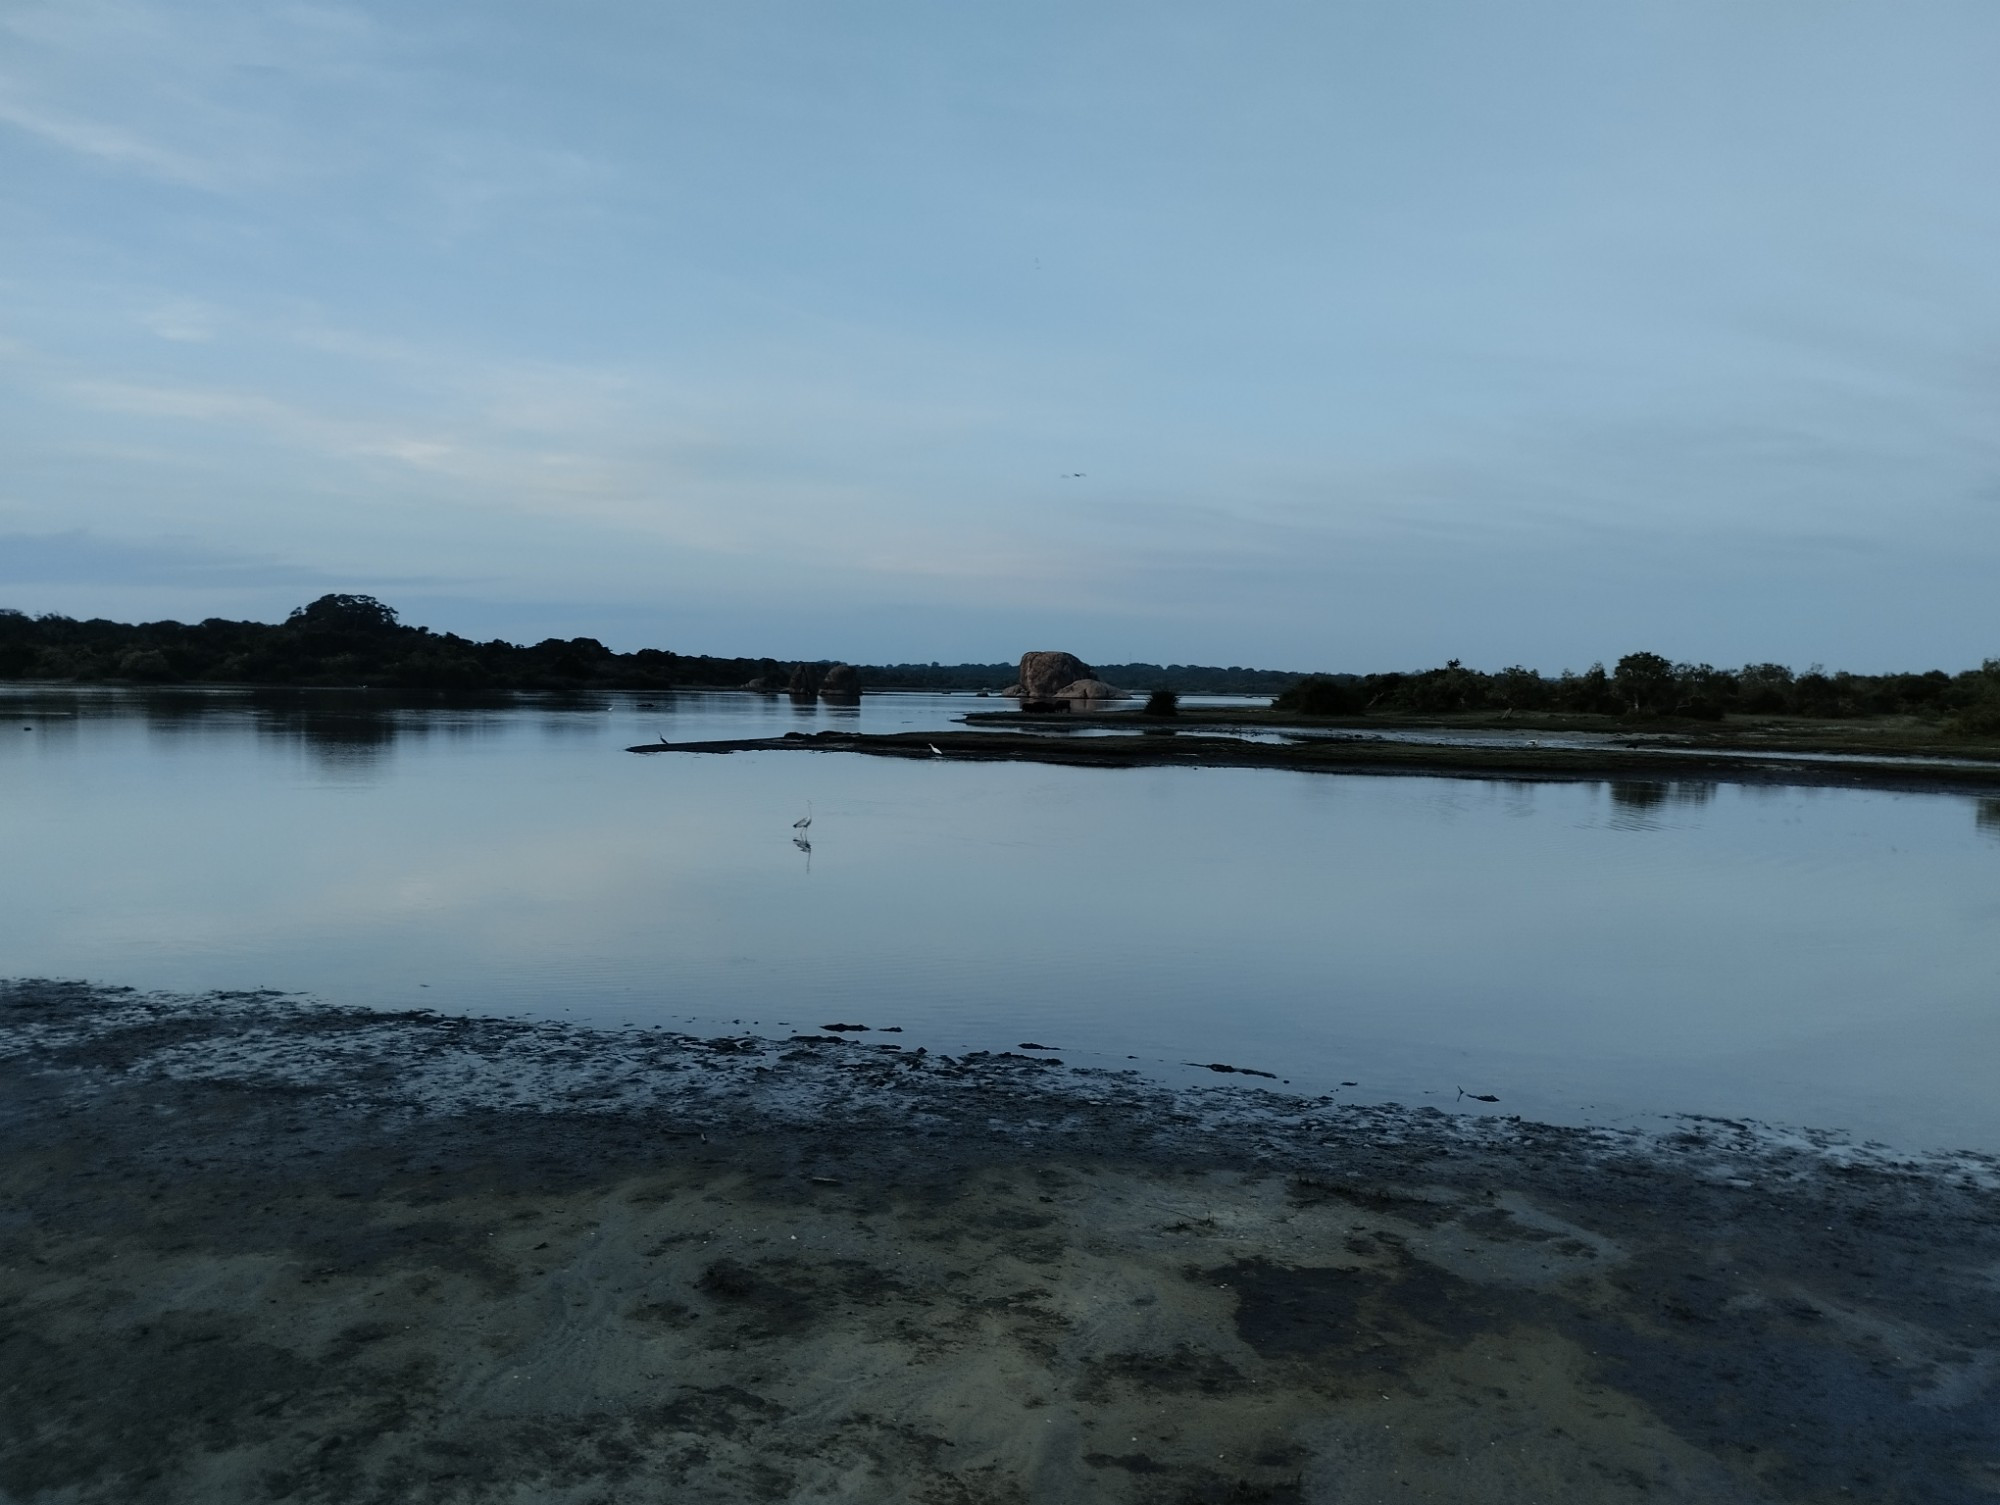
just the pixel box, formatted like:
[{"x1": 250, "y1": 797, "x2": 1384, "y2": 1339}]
[
  {"x1": 1143, "y1": 688, "x2": 1179, "y2": 716},
  {"x1": 1947, "y1": 696, "x2": 2000, "y2": 739},
  {"x1": 116, "y1": 649, "x2": 173, "y2": 682},
  {"x1": 1495, "y1": 666, "x2": 1550, "y2": 711},
  {"x1": 1273, "y1": 675, "x2": 1363, "y2": 716}
]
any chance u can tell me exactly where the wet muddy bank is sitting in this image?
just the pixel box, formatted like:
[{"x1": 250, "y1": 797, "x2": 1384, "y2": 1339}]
[
  {"x1": 4, "y1": 980, "x2": 1998, "y2": 1503},
  {"x1": 628, "y1": 728, "x2": 2000, "y2": 797}
]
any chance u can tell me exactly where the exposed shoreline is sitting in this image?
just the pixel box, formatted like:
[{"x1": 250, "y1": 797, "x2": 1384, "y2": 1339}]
[
  {"x1": 5, "y1": 980, "x2": 1997, "y2": 1502},
  {"x1": 629, "y1": 723, "x2": 2000, "y2": 797}
]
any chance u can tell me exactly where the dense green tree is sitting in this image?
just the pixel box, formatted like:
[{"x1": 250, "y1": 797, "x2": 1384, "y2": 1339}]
[
  {"x1": 1495, "y1": 665, "x2": 1550, "y2": 711},
  {"x1": 1612, "y1": 652, "x2": 1678, "y2": 715},
  {"x1": 1737, "y1": 663, "x2": 1794, "y2": 713},
  {"x1": 1554, "y1": 664, "x2": 1614, "y2": 713},
  {"x1": 287, "y1": 594, "x2": 400, "y2": 633},
  {"x1": 1673, "y1": 662, "x2": 1733, "y2": 720}
]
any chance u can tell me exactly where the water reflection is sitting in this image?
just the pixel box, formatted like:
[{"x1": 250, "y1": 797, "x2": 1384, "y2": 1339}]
[
  {"x1": 266, "y1": 708, "x2": 403, "y2": 778},
  {"x1": 8, "y1": 684, "x2": 2000, "y2": 1152},
  {"x1": 0, "y1": 685, "x2": 541, "y2": 779},
  {"x1": 1978, "y1": 798, "x2": 2000, "y2": 840},
  {"x1": 1610, "y1": 780, "x2": 1672, "y2": 812},
  {"x1": 1603, "y1": 779, "x2": 1717, "y2": 830}
]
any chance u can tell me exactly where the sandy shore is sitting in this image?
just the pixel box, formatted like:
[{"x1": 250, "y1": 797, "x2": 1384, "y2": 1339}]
[{"x1": 3, "y1": 980, "x2": 1997, "y2": 1503}]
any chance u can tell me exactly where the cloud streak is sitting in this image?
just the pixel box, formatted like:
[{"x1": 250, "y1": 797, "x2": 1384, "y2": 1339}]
[
  {"x1": 0, "y1": 82, "x2": 223, "y2": 186},
  {"x1": 0, "y1": 528, "x2": 394, "y2": 591}
]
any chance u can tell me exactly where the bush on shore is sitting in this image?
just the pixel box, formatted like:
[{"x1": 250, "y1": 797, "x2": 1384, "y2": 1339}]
[{"x1": 1272, "y1": 675, "x2": 1365, "y2": 716}]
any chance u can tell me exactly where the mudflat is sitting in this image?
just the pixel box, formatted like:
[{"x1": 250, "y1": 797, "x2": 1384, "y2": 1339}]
[
  {"x1": 628, "y1": 724, "x2": 2000, "y2": 797},
  {"x1": 3, "y1": 981, "x2": 1997, "y2": 1503}
]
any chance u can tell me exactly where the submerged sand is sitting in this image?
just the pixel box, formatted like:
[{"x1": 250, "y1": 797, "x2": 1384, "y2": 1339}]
[{"x1": 3, "y1": 980, "x2": 1997, "y2": 1504}]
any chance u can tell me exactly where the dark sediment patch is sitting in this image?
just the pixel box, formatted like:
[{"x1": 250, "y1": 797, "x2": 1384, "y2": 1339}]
[
  {"x1": 3, "y1": 978, "x2": 1998, "y2": 1503},
  {"x1": 627, "y1": 726, "x2": 2000, "y2": 797}
]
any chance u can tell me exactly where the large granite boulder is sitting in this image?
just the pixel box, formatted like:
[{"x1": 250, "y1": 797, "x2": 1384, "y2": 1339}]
[
  {"x1": 1016, "y1": 651, "x2": 1094, "y2": 701},
  {"x1": 820, "y1": 663, "x2": 859, "y2": 699},
  {"x1": 786, "y1": 663, "x2": 822, "y2": 697}
]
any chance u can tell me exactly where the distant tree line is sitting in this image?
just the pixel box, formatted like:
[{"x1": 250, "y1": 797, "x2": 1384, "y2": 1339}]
[
  {"x1": 1274, "y1": 652, "x2": 2000, "y2": 735},
  {"x1": 6, "y1": 600, "x2": 1995, "y2": 733},
  {"x1": 0, "y1": 596, "x2": 784, "y2": 693},
  {"x1": 0, "y1": 596, "x2": 1304, "y2": 697}
]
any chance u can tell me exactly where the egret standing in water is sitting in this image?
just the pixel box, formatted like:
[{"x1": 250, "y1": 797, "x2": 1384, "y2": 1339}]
[{"x1": 794, "y1": 801, "x2": 812, "y2": 832}]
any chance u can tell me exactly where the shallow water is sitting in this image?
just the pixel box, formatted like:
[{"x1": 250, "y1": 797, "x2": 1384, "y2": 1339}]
[{"x1": 5, "y1": 684, "x2": 1999, "y2": 1151}]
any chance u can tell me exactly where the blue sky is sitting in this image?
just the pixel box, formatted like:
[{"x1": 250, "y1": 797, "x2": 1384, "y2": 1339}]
[{"x1": 3, "y1": 1, "x2": 1997, "y2": 670}]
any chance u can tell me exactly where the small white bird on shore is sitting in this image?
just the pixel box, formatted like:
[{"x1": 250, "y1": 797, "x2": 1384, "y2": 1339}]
[{"x1": 928, "y1": 743, "x2": 944, "y2": 757}]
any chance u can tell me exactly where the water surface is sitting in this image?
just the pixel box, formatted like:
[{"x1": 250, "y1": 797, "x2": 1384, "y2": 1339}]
[{"x1": 5, "y1": 684, "x2": 1998, "y2": 1152}]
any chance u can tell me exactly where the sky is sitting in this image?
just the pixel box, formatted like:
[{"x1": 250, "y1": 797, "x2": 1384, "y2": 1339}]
[{"x1": 2, "y1": 1, "x2": 1997, "y2": 671}]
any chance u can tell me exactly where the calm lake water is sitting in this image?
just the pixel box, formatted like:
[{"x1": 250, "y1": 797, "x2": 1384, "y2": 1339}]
[{"x1": 6, "y1": 684, "x2": 2000, "y2": 1153}]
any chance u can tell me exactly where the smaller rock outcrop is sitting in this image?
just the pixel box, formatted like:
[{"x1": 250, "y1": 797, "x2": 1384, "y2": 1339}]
[
  {"x1": 819, "y1": 663, "x2": 860, "y2": 699},
  {"x1": 1054, "y1": 678, "x2": 1128, "y2": 702}
]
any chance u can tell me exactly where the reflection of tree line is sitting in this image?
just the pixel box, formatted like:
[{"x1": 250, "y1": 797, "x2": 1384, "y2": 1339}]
[
  {"x1": 150, "y1": 692, "x2": 496, "y2": 769},
  {"x1": 1603, "y1": 783, "x2": 2000, "y2": 842},
  {"x1": 1608, "y1": 781, "x2": 1716, "y2": 812},
  {"x1": 18, "y1": 682, "x2": 531, "y2": 771}
]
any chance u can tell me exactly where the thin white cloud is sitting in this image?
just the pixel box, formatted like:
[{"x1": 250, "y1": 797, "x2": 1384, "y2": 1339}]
[
  {"x1": 0, "y1": 80, "x2": 223, "y2": 187},
  {"x1": 65, "y1": 378, "x2": 290, "y2": 425},
  {"x1": 141, "y1": 300, "x2": 220, "y2": 342},
  {"x1": 46, "y1": 372, "x2": 746, "y2": 549},
  {"x1": 0, "y1": 0, "x2": 406, "y2": 193},
  {"x1": 0, "y1": 526, "x2": 435, "y2": 589}
]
